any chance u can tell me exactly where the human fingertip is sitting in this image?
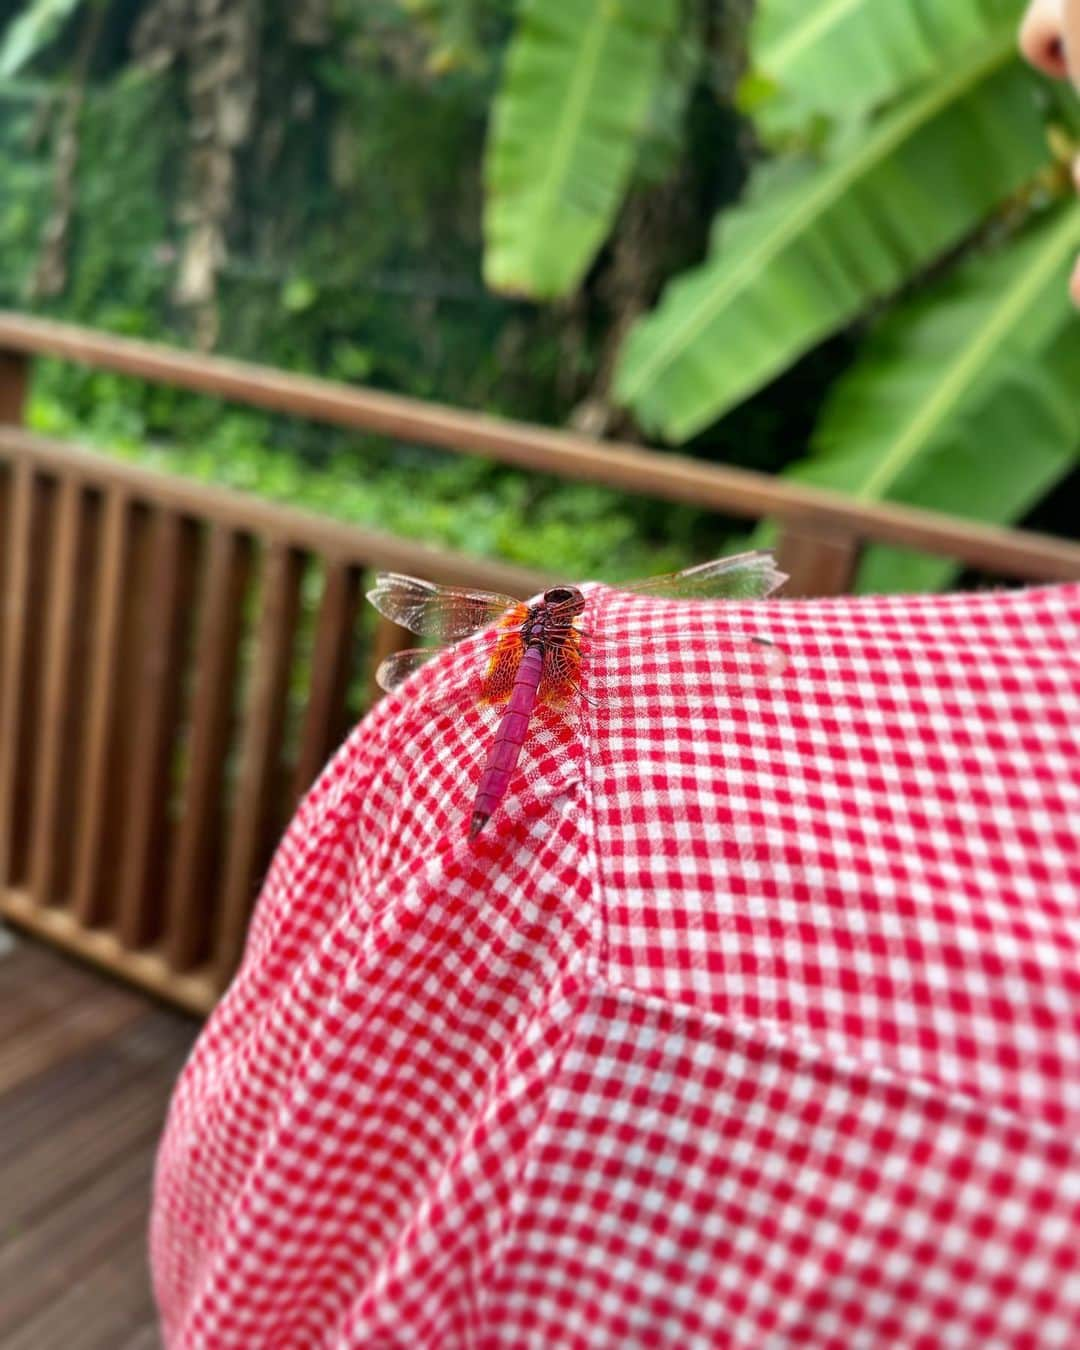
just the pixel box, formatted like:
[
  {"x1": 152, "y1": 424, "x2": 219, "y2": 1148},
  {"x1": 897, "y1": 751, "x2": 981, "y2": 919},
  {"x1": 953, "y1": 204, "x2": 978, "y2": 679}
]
[{"x1": 1020, "y1": 2, "x2": 1072, "y2": 78}]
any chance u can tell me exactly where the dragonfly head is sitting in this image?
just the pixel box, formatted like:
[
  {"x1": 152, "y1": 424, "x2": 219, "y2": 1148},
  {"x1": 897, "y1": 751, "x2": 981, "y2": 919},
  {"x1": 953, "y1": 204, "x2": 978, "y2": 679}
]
[{"x1": 542, "y1": 585, "x2": 586, "y2": 615}]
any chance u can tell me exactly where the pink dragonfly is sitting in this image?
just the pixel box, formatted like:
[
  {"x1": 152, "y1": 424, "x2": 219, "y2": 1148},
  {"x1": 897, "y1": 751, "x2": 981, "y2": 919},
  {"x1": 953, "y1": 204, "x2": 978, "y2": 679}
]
[{"x1": 367, "y1": 551, "x2": 787, "y2": 840}]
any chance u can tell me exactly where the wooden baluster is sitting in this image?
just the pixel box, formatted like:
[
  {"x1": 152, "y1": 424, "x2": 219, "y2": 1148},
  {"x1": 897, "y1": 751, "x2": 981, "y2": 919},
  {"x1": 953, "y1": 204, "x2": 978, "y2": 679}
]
[
  {"x1": 0, "y1": 469, "x2": 8, "y2": 684},
  {"x1": 163, "y1": 527, "x2": 252, "y2": 972},
  {"x1": 71, "y1": 491, "x2": 130, "y2": 925},
  {"x1": 290, "y1": 561, "x2": 361, "y2": 803},
  {"x1": 114, "y1": 510, "x2": 198, "y2": 949},
  {"x1": 0, "y1": 351, "x2": 29, "y2": 424},
  {"x1": 775, "y1": 524, "x2": 860, "y2": 598},
  {"x1": 30, "y1": 478, "x2": 83, "y2": 905},
  {"x1": 214, "y1": 543, "x2": 303, "y2": 983},
  {"x1": 0, "y1": 463, "x2": 34, "y2": 885}
]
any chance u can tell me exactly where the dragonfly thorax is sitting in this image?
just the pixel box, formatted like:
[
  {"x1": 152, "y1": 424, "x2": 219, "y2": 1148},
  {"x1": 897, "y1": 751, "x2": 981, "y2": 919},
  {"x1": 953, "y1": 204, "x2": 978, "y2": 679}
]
[{"x1": 520, "y1": 586, "x2": 586, "y2": 648}]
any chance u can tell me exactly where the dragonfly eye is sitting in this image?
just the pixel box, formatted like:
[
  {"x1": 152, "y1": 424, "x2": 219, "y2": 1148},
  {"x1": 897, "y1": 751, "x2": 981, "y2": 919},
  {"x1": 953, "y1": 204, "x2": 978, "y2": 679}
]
[{"x1": 543, "y1": 587, "x2": 577, "y2": 605}]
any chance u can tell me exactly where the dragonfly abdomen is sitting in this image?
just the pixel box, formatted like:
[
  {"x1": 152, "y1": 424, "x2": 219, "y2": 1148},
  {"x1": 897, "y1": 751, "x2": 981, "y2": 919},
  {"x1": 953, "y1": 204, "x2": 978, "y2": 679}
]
[{"x1": 469, "y1": 644, "x2": 545, "y2": 839}]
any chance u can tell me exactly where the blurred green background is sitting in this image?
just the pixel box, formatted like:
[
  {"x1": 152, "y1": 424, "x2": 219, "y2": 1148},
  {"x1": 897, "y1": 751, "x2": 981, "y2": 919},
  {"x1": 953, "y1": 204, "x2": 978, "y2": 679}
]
[{"x1": 1, "y1": 0, "x2": 1077, "y2": 588}]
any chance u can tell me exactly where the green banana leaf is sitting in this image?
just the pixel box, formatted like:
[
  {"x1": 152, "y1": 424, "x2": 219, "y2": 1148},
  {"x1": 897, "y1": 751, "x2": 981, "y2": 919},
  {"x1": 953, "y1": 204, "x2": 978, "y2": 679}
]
[
  {"x1": 0, "y1": 0, "x2": 85, "y2": 78},
  {"x1": 749, "y1": 0, "x2": 1025, "y2": 136},
  {"x1": 614, "y1": 36, "x2": 1050, "y2": 442},
  {"x1": 483, "y1": 0, "x2": 676, "y2": 300},
  {"x1": 789, "y1": 202, "x2": 1080, "y2": 593}
]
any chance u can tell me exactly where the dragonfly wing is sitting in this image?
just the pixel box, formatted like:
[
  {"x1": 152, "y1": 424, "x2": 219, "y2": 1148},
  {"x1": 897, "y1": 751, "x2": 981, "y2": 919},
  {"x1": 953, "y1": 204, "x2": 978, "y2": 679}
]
[
  {"x1": 374, "y1": 646, "x2": 452, "y2": 693},
  {"x1": 537, "y1": 630, "x2": 585, "y2": 710},
  {"x1": 367, "y1": 572, "x2": 521, "y2": 640},
  {"x1": 616, "y1": 551, "x2": 787, "y2": 602},
  {"x1": 478, "y1": 612, "x2": 531, "y2": 706}
]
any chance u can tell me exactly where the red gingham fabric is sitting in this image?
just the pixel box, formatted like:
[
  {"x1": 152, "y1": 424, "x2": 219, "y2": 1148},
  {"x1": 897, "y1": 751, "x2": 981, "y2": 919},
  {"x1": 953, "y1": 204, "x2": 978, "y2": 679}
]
[{"x1": 151, "y1": 581, "x2": 1080, "y2": 1348}]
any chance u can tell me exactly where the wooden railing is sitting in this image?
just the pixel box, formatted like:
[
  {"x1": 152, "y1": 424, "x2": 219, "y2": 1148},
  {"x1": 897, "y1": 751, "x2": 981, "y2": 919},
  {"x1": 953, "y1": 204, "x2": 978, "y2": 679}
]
[
  {"x1": 0, "y1": 440, "x2": 546, "y2": 1015},
  {"x1": 1, "y1": 312, "x2": 1077, "y2": 1013}
]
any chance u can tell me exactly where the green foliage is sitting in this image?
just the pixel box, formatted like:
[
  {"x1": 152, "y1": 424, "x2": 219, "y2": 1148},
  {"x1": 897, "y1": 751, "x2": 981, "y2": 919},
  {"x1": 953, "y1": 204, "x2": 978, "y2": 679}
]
[
  {"x1": 0, "y1": 0, "x2": 713, "y2": 588},
  {"x1": 475, "y1": 0, "x2": 1076, "y2": 588},
  {"x1": 1, "y1": 0, "x2": 1075, "y2": 597},
  {"x1": 26, "y1": 360, "x2": 699, "y2": 582},
  {"x1": 65, "y1": 70, "x2": 183, "y2": 318},
  {"x1": 786, "y1": 203, "x2": 1080, "y2": 591},
  {"x1": 398, "y1": 0, "x2": 488, "y2": 73},
  {"x1": 483, "y1": 0, "x2": 677, "y2": 298},
  {"x1": 615, "y1": 34, "x2": 1049, "y2": 440},
  {"x1": 0, "y1": 89, "x2": 54, "y2": 286},
  {"x1": 0, "y1": 0, "x2": 85, "y2": 78},
  {"x1": 747, "y1": 0, "x2": 1026, "y2": 137}
]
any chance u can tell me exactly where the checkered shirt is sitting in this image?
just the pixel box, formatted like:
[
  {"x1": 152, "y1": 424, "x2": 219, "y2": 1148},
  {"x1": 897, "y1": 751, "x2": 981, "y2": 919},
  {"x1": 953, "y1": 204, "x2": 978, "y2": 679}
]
[{"x1": 151, "y1": 581, "x2": 1080, "y2": 1348}]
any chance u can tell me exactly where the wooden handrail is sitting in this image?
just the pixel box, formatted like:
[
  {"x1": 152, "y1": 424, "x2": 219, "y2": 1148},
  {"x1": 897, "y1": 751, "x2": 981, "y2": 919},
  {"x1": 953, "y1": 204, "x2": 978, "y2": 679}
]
[{"x1": 1, "y1": 311, "x2": 1078, "y2": 583}]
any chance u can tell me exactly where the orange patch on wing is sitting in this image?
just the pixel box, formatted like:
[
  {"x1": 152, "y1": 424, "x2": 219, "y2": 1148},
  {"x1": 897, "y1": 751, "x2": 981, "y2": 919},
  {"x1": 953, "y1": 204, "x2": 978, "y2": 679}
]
[
  {"x1": 478, "y1": 604, "x2": 529, "y2": 705},
  {"x1": 538, "y1": 627, "x2": 583, "y2": 710}
]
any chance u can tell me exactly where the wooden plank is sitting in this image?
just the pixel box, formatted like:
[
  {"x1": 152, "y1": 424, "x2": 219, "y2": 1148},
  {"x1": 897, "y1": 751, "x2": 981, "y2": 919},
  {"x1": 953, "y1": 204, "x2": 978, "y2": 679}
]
[
  {"x1": 115, "y1": 511, "x2": 198, "y2": 950},
  {"x1": 0, "y1": 462, "x2": 35, "y2": 885},
  {"x1": 0, "y1": 348, "x2": 29, "y2": 423},
  {"x1": 0, "y1": 937, "x2": 96, "y2": 997},
  {"x1": 1, "y1": 1220, "x2": 158, "y2": 1350},
  {"x1": 0, "y1": 1135, "x2": 159, "y2": 1335},
  {"x1": 0, "y1": 976, "x2": 143, "y2": 1097},
  {"x1": 29, "y1": 477, "x2": 83, "y2": 904},
  {"x1": 117, "y1": 1328, "x2": 163, "y2": 1350},
  {"x1": 0, "y1": 466, "x2": 9, "y2": 684},
  {"x1": 0, "y1": 942, "x2": 190, "y2": 1343},
  {"x1": 291, "y1": 560, "x2": 361, "y2": 801},
  {"x1": 164, "y1": 526, "x2": 252, "y2": 972},
  {"x1": 10, "y1": 475, "x2": 54, "y2": 886},
  {"x1": 214, "y1": 543, "x2": 303, "y2": 982},
  {"x1": 71, "y1": 489, "x2": 130, "y2": 926},
  {"x1": 0, "y1": 314, "x2": 1077, "y2": 580},
  {"x1": 0, "y1": 1006, "x2": 193, "y2": 1169},
  {"x1": 1, "y1": 1040, "x2": 181, "y2": 1227},
  {"x1": 1, "y1": 887, "x2": 218, "y2": 1016},
  {"x1": 0, "y1": 939, "x2": 70, "y2": 1003},
  {"x1": 775, "y1": 525, "x2": 861, "y2": 598},
  {"x1": 97, "y1": 501, "x2": 157, "y2": 926},
  {"x1": 0, "y1": 940, "x2": 114, "y2": 1044}
]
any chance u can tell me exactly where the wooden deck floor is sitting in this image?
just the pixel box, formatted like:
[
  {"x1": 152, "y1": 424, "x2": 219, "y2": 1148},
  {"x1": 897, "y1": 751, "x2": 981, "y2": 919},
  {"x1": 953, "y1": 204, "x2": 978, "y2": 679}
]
[{"x1": 0, "y1": 929, "x2": 198, "y2": 1349}]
